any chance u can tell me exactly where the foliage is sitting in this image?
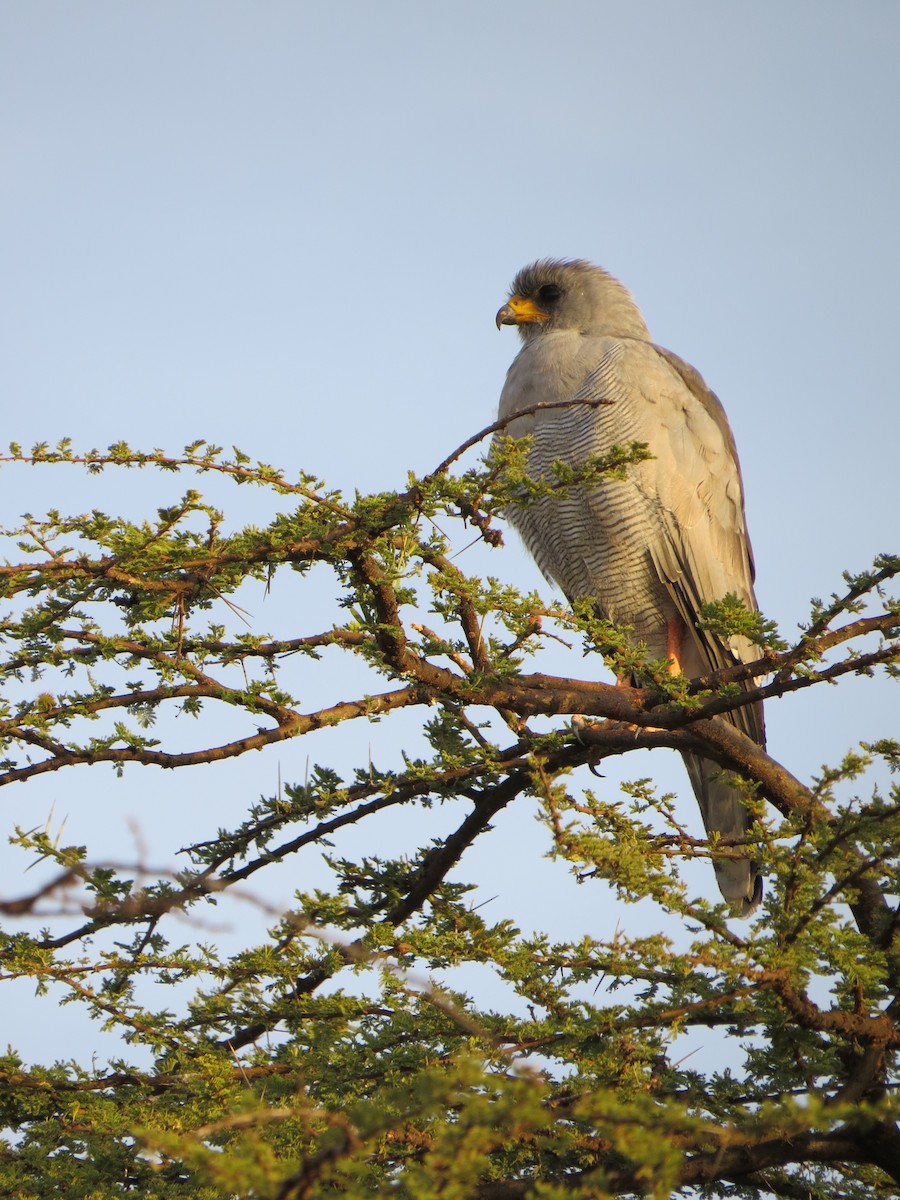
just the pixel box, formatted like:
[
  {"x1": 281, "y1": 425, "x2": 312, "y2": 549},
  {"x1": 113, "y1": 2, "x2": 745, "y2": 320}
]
[{"x1": 0, "y1": 435, "x2": 899, "y2": 1199}]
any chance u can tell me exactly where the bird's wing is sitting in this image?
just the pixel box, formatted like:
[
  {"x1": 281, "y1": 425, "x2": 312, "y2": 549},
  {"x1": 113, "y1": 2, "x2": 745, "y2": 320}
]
[
  {"x1": 627, "y1": 340, "x2": 764, "y2": 744},
  {"x1": 600, "y1": 341, "x2": 767, "y2": 895},
  {"x1": 653, "y1": 345, "x2": 757, "y2": 583}
]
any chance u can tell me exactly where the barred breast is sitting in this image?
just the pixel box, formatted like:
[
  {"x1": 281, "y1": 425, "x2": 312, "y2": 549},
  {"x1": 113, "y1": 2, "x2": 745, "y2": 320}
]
[{"x1": 497, "y1": 335, "x2": 675, "y2": 657}]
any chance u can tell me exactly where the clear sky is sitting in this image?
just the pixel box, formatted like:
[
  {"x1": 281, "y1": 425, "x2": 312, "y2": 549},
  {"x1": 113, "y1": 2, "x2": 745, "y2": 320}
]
[{"x1": 1, "y1": 2, "x2": 898, "y2": 1065}]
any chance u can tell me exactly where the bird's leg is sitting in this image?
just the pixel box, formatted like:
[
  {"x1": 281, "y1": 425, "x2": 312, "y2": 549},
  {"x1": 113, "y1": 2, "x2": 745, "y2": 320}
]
[
  {"x1": 614, "y1": 618, "x2": 685, "y2": 685},
  {"x1": 584, "y1": 617, "x2": 687, "y2": 765},
  {"x1": 666, "y1": 617, "x2": 685, "y2": 675}
]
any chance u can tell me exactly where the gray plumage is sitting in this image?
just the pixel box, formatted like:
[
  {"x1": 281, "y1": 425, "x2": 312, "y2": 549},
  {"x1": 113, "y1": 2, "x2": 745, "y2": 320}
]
[{"x1": 495, "y1": 259, "x2": 763, "y2": 915}]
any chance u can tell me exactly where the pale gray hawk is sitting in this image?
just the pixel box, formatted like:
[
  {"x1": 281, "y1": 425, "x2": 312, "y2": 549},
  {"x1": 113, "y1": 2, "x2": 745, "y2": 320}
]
[{"x1": 495, "y1": 259, "x2": 764, "y2": 915}]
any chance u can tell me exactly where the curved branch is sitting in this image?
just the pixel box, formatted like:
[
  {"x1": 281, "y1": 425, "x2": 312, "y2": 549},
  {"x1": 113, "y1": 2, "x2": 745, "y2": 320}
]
[
  {"x1": 475, "y1": 1127, "x2": 898, "y2": 1197},
  {"x1": 426, "y1": 394, "x2": 617, "y2": 478},
  {"x1": 0, "y1": 686, "x2": 420, "y2": 786}
]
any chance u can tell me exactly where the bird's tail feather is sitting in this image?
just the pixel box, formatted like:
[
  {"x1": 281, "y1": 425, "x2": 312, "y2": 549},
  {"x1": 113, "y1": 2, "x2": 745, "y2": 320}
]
[{"x1": 681, "y1": 752, "x2": 761, "y2": 917}]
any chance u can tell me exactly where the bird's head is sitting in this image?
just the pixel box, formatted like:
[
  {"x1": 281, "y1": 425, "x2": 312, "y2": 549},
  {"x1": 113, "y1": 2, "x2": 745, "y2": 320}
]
[{"x1": 496, "y1": 259, "x2": 650, "y2": 342}]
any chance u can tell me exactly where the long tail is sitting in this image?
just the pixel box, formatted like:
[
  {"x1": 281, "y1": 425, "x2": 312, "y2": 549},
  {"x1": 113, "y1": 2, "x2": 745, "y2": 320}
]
[{"x1": 682, "y1": 752, "x2": 762, "y2": 917}]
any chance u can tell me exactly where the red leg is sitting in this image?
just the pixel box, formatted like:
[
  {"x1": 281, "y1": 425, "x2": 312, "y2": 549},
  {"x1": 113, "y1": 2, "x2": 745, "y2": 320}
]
[{"x1": 667, "y1": 618, "x2": 684, "y2": 675}]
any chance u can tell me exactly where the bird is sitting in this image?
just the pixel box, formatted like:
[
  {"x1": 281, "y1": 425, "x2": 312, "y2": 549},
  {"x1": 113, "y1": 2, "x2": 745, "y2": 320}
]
[{"x1": 495, "y1": 258, "x2": 764, "y2": 915}]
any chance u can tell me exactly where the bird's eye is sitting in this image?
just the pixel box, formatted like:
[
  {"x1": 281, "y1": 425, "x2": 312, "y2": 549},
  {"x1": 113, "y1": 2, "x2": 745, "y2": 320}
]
[{"x1": 538, "y1": 283, "x2": 562, "y2": 304}]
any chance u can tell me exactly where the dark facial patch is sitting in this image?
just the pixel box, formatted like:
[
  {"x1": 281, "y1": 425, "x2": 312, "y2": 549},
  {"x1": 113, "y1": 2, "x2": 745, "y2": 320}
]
[{"x1": 537, "y1": 282, "x2": 563, "y2": 305}]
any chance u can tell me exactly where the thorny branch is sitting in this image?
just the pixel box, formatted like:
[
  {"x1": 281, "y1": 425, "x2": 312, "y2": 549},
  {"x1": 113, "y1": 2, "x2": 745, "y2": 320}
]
[{"x1": 0, "y1": 445, "x2": 898, "y2": 1196}]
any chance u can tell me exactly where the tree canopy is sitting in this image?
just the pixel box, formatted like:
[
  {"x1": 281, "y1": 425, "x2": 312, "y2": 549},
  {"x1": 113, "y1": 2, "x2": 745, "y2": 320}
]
[{"x1": 0, "y1": 435, "x2": 898, "y2": 1199}]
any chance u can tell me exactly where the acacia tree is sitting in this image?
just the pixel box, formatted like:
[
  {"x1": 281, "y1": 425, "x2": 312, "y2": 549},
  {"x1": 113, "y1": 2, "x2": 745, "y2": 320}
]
[{"x1": 0, "y1": 433, "x2": 898, "y2": 1200}]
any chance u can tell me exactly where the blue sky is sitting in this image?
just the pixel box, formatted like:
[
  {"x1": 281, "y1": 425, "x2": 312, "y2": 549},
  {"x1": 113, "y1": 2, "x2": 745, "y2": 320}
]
[{"x1": 1, "y1": 3, "x2": 898, "y2": 1065}]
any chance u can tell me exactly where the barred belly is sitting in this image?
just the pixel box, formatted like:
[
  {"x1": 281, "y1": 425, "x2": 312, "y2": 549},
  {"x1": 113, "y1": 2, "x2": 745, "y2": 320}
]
[{"x1": 503, "y1": 360, "x2": 674, "y2": 657}]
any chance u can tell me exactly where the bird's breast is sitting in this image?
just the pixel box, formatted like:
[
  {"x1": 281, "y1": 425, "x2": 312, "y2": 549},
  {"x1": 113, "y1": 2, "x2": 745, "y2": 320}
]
[{"x1": 497, "y1": 336, "x2": 674, "y2": 648}]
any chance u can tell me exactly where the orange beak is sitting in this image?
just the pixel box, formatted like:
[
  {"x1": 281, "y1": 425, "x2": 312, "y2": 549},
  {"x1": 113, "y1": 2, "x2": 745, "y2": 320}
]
[{"x1": 495, "y1": 295, "x2": 551, "y2": 330}]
